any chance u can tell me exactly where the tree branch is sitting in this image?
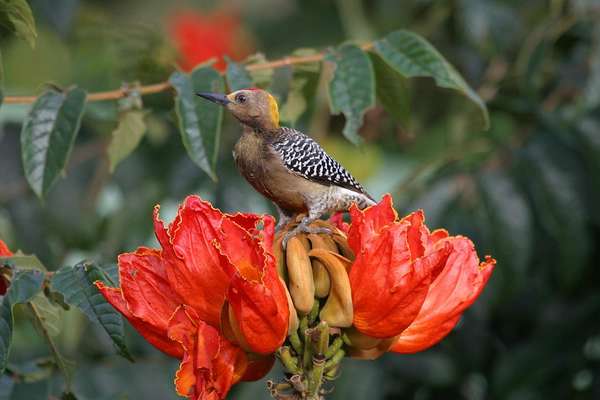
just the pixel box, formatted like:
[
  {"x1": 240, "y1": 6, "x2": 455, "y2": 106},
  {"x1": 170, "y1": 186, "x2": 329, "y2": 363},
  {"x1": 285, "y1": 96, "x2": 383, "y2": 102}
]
[{"x1": 2, "y1": 43, "x2": 373, "y2": 105}]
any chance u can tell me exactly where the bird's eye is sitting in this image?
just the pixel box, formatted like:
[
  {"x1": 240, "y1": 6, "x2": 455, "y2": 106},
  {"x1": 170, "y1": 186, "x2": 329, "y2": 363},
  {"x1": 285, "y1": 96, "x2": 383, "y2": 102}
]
[{"x1": 236, "y1": 94, "x2": 247, "y2": 104}]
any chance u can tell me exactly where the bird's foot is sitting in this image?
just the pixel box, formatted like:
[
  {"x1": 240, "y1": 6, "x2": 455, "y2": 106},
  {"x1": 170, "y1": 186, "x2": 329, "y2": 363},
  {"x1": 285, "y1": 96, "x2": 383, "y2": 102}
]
[{"x1": 282, "y1": 222, "x2": 332, "y2": 249}]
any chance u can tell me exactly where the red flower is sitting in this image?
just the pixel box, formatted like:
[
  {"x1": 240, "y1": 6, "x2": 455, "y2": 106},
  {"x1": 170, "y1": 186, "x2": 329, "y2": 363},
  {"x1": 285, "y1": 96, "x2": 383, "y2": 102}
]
[
  {"x1": 0, "y1": 240, "x2": 12, "y2": 257},
  {"x1": 0, "y1": 239, "x2": 13, "y2": 295},
  {"x1": 96, "y1": 195, "x2": 289, "y2": 399},
  {"x1": 347, "y1": 195, "x2": 495, "y2": 352},
  {"x1": 167, "y1": 8, "x2": 251, "y2": 72}
]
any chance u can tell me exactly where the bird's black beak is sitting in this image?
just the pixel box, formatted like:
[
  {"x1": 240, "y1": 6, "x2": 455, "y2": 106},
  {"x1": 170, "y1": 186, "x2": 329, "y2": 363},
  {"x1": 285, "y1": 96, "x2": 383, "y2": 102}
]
[{"x1": 196, "y1": 92, "x2": 231, "y2": 106}]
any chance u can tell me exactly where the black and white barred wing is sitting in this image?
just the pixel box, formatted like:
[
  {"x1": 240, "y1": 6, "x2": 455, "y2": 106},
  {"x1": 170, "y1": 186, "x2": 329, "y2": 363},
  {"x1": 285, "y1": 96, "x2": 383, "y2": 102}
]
[{"x1": 271, "y1": 127, "x2": 370, "y2": 196}]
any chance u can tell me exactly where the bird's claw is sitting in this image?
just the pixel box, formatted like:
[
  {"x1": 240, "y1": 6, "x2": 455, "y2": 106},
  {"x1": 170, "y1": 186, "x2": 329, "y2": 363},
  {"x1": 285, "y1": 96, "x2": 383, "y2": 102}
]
[{"x1": 281, "y1": 224, "x2": 332, "y2": 249}]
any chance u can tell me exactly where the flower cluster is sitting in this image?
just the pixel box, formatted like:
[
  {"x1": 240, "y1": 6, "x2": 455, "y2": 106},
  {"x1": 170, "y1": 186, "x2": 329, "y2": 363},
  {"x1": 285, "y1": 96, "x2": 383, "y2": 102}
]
[
  {"x1": 96, "y1": 196, "x2": 289, "y2": 399},
  {"x1": 100, "y1": 194, "x2": 495, "y2": 399},
  {"x1": 342, "y1": 194, "x2": 495, "y2": 354}
]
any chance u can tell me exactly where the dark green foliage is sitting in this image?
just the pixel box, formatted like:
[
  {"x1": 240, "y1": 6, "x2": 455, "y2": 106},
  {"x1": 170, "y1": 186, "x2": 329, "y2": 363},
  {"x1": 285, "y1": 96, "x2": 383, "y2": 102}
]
[
  {"x1": 170, "y1": 66, "x2": 224, "y2": 181},
  {"x1": 20, "y1": 88, "x2": 87, "y2": 199},
  {"x1": 0, "y1": 270, "x2": 44, "y2": 372},
  {"x1": 50, "y1": 262, "x2": 132, "y2": 362},
  {"x1": 326, "y1": 44, "x2": 375, "y2": 144}
]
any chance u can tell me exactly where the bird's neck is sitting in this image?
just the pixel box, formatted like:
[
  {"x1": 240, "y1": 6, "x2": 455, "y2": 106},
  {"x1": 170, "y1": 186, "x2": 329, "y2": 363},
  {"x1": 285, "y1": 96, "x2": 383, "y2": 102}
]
[{"x1": 242, "y1": 123, "x2": 279, "y2": 137}]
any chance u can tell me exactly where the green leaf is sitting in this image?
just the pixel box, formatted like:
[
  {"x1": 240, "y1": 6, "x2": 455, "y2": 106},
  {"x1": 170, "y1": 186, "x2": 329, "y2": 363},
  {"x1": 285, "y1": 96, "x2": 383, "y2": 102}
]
[
  {"x1": 0, "y1": 269, "x2": 45, "y2": 372},
  {"x1": 226, "y1": 58, "x2": 252, "y2": 91},
  {"x1": 0, "y1": 253, "x2": 46, "y2": 271},
  {"x1": 170, "y1": 66, "x2": 224, "y2": 180},
  {"x1": 326, "y1": 44, "x2": 375, "y2": 144},
  {"x1": 245, "y1": 53, "x2": 273, "y2": 89},
  {"x1": 50, "y1": 261, "x2": 133, "y2": 361},
  {"x1": 107, "y1": 110, "x2": 147, "y2": 173},
  {"x1": 369, "y1": 52, "x2": 410, "y2": 127},
  {"x1": 29, "y1": 292, "x2": 63, "y2": 338},
  {"x1": 374, "y1": 30, "x2": 489, "y2": 129},
  {"x1": 280, "y1": 48, "x2": 321, "y2": 127},
  {"x1": 20, "y1": 88, "x2": 87, "y2": 199},
  {"x1": 0, "y1": 0, "x2": 37, "y2": 48}
]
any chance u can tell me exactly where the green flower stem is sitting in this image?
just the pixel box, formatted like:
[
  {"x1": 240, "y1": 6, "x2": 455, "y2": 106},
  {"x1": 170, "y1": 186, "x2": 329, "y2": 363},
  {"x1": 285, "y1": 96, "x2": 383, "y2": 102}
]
[
  {"x1": 278, "y1": 346, "x2": 301, "y2": 374},
  {"x1": 289, "y1": 330, "x2": 303, "y2": 355},
  {"x1": 324, "y1": 348, "x2": 345, "y2": 371},
  {"x1": 314, "y1": 321, "x2": 329, "y2": 356},
  {"x1": 309, "y1": 355, "x2": 326, "y2": 396},
  {"x1": 274, "y1": 298, "x2": 347, "y2": 399},
  {"x1": 308, "y1": 300, "x2": 320, "y2": 324},
  {"x1": 324, "y1": 336, "x2": 344, "y2": 359},
  {"x1": 302, "y1": 327, "x2": 313, "y2": 371}
]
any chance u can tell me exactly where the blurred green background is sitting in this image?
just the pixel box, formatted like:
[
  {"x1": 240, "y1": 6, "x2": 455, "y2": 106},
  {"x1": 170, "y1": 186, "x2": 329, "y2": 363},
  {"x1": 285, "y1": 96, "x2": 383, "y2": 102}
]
[{"x1": 1, "y1": 0, "x2": 600, "y2": 399}]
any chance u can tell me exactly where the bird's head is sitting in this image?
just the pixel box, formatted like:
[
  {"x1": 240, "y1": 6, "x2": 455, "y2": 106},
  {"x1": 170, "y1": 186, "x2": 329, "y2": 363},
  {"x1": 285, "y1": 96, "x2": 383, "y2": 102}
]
[{"x1": 197, "y1": 88, "x2": 280, "y2": 131}]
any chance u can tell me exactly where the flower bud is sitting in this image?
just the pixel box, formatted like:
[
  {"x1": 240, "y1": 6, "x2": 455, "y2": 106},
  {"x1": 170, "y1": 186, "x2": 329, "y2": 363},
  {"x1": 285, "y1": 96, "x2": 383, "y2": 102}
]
[
  {"x1": 308, "y1": 248, "x2": 353, "y2": 328},
  {"x1": 285, "y1": 236, "x2": 315, "y2": 315}
]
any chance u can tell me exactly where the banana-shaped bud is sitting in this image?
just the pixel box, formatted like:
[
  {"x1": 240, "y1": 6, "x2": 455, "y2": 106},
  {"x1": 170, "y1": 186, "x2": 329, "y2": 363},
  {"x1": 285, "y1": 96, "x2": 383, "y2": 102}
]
[
  {"x1": 318, "y1": 234, "x2": 339, "y2": 252},
  {"x1": 273, "y1": 233, "x2": 287, "y2": 281},
  {"x1": 308, "y1": 248, "x2": 353, "y2": 327},
  {"x1": 297, "y1": 234, "x2": 311, "y2": 253},
  {"x1": 331, "y1": 235, "x2": 355, "y2": 261},
  {"x1": 312, "y1": 259, "x2": 330, "y2": 298},
  {"x1": 307, "y1": 234, "x2": 331, "y2": 298},
  {"x1": 281, "y1": 277, "x2": 299, "y2": 334},
  {"x1": 286, "y1": 236, "x2": 315, "y2": 315}
]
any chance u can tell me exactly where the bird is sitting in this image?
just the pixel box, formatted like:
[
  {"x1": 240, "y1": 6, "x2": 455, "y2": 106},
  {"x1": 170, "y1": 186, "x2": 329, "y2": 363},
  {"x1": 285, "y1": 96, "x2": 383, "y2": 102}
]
[{"x1": 197, "y1": 88, "x2": 376, "y2": 245}]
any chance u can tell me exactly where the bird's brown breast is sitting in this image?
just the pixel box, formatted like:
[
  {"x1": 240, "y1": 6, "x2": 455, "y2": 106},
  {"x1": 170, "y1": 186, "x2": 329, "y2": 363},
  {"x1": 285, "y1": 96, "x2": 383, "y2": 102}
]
[{"x1": 233, "y1": 130, "x2": 325, "y2": 213}]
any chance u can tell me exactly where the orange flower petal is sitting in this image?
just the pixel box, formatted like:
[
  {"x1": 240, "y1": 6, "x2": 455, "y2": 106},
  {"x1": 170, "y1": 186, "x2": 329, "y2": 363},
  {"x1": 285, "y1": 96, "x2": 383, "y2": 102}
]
[
  {"x1": 216, "y1": 247, "x2": 289, "y2": 355},
  {"x1": 166, "y1": 196, "x2": 230, "y2": 327},
  {"x1": 168, "y1": 305, "x2": 247, "y2": 400},
  {"x1": 96, "y1": 282, "x2": 183, "y2": 358},
  {"x1": 350, "y1": 223, "x2": 449, "y2": 338},
  {"x1": 217, "y1": 217, "x2": 265, "y2": 282},
  {"x1": 211, "y1": 339, "x2": 248, "y2": 397},
  {"x1": 117, "y1": 248, "x2": 182, "y2": 332},
  {"x1": 390, "y1": 236, "x2": 496, "y2": 353},
  {"x1": 227, "y1": 213, "x2": 275, "y2": 251},
  {"x1": 348, "y1": 194, "x2": 397, "y2": 251},
  {"x1": 0, "y1": 239, "x2": 12, "y2": 256},
  {"x1": 169, "y1": 306, "x2": 220, "y2": 398}
]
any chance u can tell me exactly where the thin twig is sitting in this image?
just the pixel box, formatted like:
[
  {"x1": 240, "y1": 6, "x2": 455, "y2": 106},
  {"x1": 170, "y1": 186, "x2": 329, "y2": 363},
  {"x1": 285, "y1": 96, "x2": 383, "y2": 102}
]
[{"x1": 2, "y1": 43, "x2": 374, "y2": 105}]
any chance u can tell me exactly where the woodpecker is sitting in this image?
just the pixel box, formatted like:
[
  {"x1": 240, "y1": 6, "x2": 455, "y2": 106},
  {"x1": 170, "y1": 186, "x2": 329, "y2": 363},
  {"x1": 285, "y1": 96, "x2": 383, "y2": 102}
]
[{"x1": 197, "y1": 88, "x2": 376, "y2": 244}]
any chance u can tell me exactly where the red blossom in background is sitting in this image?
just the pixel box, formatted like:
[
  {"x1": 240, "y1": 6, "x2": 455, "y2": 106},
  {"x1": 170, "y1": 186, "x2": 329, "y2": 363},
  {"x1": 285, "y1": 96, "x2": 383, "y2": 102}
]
[
  {"x1": 0, "y1": 239, "x2": 13, "y2": 295},
  {"x1": 346, "y1": 195, "x2": 496, "y2": 353},
  {"x1": 167, "y1": 8, "x2": 251, "y2": 72},
  {"x1": 96, "y1": 196, "x2": 289, "y2": 400}
]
